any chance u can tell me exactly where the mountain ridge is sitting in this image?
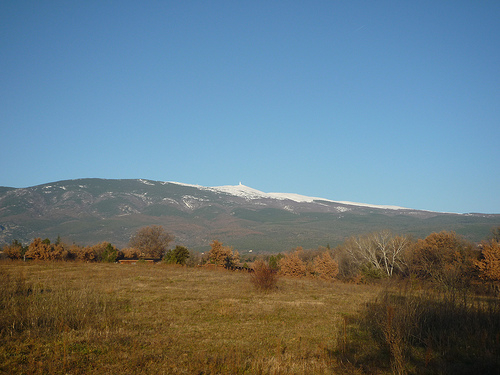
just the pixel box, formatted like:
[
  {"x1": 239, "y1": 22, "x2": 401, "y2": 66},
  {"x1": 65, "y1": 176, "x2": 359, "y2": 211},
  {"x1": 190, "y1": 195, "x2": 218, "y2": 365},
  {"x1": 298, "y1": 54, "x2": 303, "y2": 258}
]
[
  {"x1": 1, "y1": 178, "x2": 499, "y2": 252},
  {"x1": 193, "y1": 182, "x2": 409, "y2": 210}
]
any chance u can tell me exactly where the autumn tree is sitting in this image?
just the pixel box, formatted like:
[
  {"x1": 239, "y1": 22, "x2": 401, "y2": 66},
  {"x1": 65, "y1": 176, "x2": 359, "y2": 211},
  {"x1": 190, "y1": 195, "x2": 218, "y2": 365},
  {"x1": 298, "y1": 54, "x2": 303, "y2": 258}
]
[
  {"x1": 77, "y1": 245, "x2": 99, "y2": 262},
  {"x1": 129, "y1": 225, "x2": 174, "y2": 259},
  {"x1": 208, "y1": 240, "x2": 238, "y2": 267},
  {"x1": 279, "y1": 249, "x2": 307, "y2": 277},
  {"x1": 313, "y1": 252, "x2": 339, "y2": 280},
  {"x1": 25, "y1": 238, "x2": 66, "y2": 260},
  {"x1": 409, "y1": 231, "x2": 476, "y2": 289},
  {"x1": 122, "y1": 247, "x2": 141, "y2": 259},
  {"x1": 3, "y1": 240, "x2": 27, "y2": 260},
  {"x1": 475, "y1": 241, "x2": 500, "y2": 282}
]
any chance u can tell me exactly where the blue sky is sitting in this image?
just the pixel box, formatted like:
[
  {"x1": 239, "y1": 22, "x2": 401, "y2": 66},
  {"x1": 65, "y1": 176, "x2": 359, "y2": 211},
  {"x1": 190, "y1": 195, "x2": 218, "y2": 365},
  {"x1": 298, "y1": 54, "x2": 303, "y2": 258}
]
[{"x1": 1, "y1": 1, "x2": 499, "y2": 213}]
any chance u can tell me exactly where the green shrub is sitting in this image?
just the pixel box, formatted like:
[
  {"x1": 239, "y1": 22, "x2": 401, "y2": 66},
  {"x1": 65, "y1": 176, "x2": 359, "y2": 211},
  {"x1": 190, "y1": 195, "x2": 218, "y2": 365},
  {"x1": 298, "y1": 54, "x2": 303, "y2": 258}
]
[
  {"x1": 164, "y1": 245, "x2": 190, "y2": 265},
  {"x1": 100, "y1": 242, "x2": 119, "y2": 262},
  {"x1": 360, "y1": 263, "x2": 385, "y2": 281}
]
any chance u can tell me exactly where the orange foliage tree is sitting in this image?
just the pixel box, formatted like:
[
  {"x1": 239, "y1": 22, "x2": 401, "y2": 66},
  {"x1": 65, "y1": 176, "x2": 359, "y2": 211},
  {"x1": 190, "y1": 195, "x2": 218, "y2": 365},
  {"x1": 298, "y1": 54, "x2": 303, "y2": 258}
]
[
  {"x1": 24, "y1": 238, "x2": 69, "y2": 260},
  {"x1": 475, "y1": 241, "x2": 500, "y2": 282},
  {"x1": 279, "y1": 249, "x2": 307, "y2": 277},
  {"x1": 77, "y1": 242, "x2": 119, "y2": 262},
  {"x1": 410, "y1": 231, "x2": 476, "y2": 288},
  {"x1": 2, "y1": 240, "x2": 26, "y2": 260},
  {"x1": 313, "y1": 252, "x2": 339, "y2": 280},
  {"x1": 208, "y1": 240, "x2": 239, "y2": 267}
]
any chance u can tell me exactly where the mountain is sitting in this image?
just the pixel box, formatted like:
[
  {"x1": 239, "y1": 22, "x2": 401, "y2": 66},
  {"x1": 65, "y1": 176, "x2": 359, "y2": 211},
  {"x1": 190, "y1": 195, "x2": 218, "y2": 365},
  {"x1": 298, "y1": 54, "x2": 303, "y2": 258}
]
[{"x1": 1, "y1": 178, "x2": 499, "y2": 252}]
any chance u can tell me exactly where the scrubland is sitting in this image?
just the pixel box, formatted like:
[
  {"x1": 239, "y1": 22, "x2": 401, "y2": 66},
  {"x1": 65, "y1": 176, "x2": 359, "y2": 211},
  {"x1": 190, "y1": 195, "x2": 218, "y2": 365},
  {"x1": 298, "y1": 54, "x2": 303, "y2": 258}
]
[{"x1": 1, "y1": 261, "x2": 499, "y2": 374}]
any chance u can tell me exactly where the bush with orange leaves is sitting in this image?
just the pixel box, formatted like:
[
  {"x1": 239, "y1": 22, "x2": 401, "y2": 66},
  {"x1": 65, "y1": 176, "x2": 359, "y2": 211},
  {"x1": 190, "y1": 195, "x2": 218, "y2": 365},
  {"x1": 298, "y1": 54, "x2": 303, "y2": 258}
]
[
  {"x1": 475, "y1": 241, "x2": 500, "y2": 283},
  {"x1": 250, "y1": 260, "x2": 278, "y2": 291},
  {"x1": 313, "y1": 252, "x2": 339, "y2": 280},
  {"x1": 2, "y1": 240, "x2": 27, "y2": 260},
  {"x1": 208, "y1": 240, "x2": 239, "y2": 268},
  {"x1": 278, "y1": 249, "x2": 307, "y2": 277},
  {"x1": 76, "y1": 242, "x2": 120, "y2": 262},
  {"x1": 24, "y1": 238, "x2": 70, "y2": 260},
  {"x1": 121, "y1": 247, "x2": 141, "y2": 259},
  {"x1": 409, "y1": 231, "x2": 477, "y2": 289}
]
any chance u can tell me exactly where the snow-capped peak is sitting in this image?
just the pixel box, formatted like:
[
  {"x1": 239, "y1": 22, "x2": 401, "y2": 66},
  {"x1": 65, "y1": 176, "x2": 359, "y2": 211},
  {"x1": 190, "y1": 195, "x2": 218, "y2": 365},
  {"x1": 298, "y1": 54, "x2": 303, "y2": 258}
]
[
  {"x1": 166, "y1": 181, "x2": 407, "y2": 210},
  {"x1": 208, "y1": 183, "x2": 269, "y2": 200}
]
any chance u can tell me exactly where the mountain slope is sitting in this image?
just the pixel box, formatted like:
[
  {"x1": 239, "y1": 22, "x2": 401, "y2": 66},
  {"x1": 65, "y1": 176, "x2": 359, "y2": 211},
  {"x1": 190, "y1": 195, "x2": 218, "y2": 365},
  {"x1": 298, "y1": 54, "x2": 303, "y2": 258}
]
[{"x1": 1, "y1": 178, "x2": 499, "y2": 252}]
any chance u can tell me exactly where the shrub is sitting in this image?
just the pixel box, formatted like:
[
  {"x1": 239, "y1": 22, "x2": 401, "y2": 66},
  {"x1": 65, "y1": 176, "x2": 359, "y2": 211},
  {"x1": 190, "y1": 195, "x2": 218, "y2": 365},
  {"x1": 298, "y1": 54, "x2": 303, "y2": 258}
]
[
  {"x1": 85, "y1": 242, "x2": 119, "y2": 262},
  {"x1": 208, "y1": 240, "x2": 239, "y2": 268},
  {"x1": 77, "y1": 245, "x2": 98, "y2": 262},
  {"x1": 2, "y1": 240, "x2": 26, "y2": 260},
  {"x1": 122, "y1": 247, "x2": 140, "y2": 259},
  {"x1": 269, "y1": 253, "x2": 284, "y2": 270},
  {"x1": 279, "y1": 250, "x2": 306, "y2": 277},
  {"x1": 360, "y1": 263, "x2": 386, "y2": 281},
  {"x1": 164, "y1": 245, "x2": 190, "y2": 265},
  {"x1": 250, "y1": 260, "x2": 278, "y2": 291},
  {"x1": 66, "y1": 244, "x2": 82, "y2": 260},
  {"x1": 313, "y1": 252, "x2": 339, "y2": 280},
  {"x1": 409, "y1": 231, "x2": 476, "y2": 290},
  {"x1": 475, "y1": 240, "x2": 500, "y2": 282},
  {"x1": 24, "y1": 238, "x2": 67, "y2": 260}
]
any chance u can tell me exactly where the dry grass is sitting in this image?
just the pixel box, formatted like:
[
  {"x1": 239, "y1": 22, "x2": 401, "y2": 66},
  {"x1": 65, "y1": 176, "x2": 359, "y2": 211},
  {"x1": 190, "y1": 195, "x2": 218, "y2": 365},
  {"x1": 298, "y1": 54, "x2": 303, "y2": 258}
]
[
  {"x1": 6, "y1": 261, "x2": 496, "y2": 374},
  {"x1": 340, "y1": 281, "x2": 500, "y2": 375},
  {"x1": 0, "y1": 261, "x2": 377, "y2": 374}
]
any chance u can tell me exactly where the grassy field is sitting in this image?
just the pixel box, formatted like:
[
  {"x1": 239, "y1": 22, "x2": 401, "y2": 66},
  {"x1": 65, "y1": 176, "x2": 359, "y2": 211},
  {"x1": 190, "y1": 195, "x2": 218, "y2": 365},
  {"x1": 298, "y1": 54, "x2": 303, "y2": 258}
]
[
  {"x1": 1, "y1": 261, "x2": 499, "y2": 374},
  {"x1": 1, "y1": 261, "x2": 377, "y2": 374}
]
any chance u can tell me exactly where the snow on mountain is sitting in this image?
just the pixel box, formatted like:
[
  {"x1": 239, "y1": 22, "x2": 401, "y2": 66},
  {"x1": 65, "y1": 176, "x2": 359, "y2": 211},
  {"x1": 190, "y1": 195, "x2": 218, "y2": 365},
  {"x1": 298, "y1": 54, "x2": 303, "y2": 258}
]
[
  {"x1": 168, "y1": 181, "x2": 408, "y2": 210},
  {"x1": 331, "y1": 201, "x2": 407, "y2": 210},
  {"x1": 208, "y1": 183, "x2": 271, "y2": 200}
]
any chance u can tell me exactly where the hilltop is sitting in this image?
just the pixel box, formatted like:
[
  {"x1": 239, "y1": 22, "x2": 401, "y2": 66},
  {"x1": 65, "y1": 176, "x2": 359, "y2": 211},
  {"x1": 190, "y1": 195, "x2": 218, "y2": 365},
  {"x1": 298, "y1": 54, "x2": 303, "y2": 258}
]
[{"x1": 1, "y1": 178, "x2": 498, "y2": 251}]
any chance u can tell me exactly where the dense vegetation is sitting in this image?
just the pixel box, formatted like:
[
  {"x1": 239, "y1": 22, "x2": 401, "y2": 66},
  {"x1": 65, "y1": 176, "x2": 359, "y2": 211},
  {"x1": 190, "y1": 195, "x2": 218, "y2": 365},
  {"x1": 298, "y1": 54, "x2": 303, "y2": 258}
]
[{"x1": 1, "y1": 226, "x2": 500, "y2": 373}]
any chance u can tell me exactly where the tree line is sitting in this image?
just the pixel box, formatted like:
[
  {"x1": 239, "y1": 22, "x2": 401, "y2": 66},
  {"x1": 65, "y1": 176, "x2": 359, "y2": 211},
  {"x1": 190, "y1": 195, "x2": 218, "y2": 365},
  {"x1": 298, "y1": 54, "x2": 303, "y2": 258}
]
[
  {"x1": 2, "y1": 226, "x2": 190, "y2": 265},
  {"x1": 3, "y1": 225, "x2": 500, "y2": 290},
  {"x1": 202, "y1": 227, "x2": 500, "y2": 291}
]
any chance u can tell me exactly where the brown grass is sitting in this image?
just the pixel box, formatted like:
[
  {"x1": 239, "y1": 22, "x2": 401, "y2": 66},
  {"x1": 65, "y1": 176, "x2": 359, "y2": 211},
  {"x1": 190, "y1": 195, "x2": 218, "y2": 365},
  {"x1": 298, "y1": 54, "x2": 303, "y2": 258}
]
[
  {"x1": 340, "y1": 281, "x2": 500, "y2": 375},
  {"x1": 5, "y1": 261, "x2": 497, "y2": 374},
  {"x1": 0, "y1": 260, "x2": 378, "y2": 374}
]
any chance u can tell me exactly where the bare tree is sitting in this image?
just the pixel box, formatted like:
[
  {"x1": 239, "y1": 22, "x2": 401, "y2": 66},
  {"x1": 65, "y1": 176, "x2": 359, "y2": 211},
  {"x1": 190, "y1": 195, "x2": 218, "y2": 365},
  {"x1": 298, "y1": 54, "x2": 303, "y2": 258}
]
[
  {"x1": 129, "y1": 225, "x2": 174, "y2": 259},
  {"x1": 344, "y1": 234, "x2": 380, "y2": 270},
  {"x1": 343, "y1": 231, "x2": 412, "y2": 277}
]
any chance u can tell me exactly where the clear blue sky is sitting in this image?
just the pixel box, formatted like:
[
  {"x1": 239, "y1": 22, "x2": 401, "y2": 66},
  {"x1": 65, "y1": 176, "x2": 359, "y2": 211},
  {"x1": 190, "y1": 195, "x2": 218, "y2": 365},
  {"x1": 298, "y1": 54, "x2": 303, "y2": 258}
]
[{"x1": 1, "y1": 1, "x2": 499, "y2": 213}]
